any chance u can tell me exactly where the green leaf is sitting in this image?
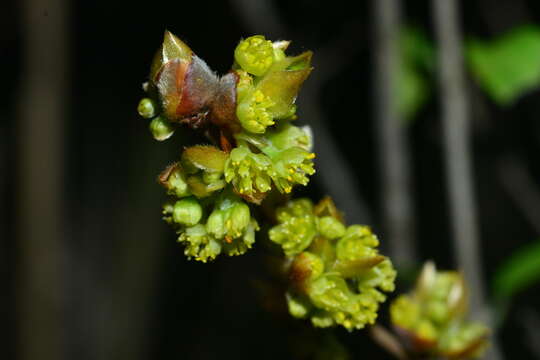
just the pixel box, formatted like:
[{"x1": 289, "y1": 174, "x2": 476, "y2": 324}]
[
  {"x1": 493, "y1": 239, "x2": 540, "y2": 300},
  {"x1": 466, "y1": 25, "x2": 540, "y2": 105},
  {"x1": 397, "y1": 27, "x2": 435, "y2": 120}
]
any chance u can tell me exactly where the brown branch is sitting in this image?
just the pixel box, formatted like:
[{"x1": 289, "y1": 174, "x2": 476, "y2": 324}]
[
  {"x1": 372, "y1": 0, "x2": 417, "y2": 267},
  {"x1": 16, "y1": 0, "x2": 69, "y2": 359},
  {"x1": 432, "y1": 1, "x2": 502, "y2": 359},
  {"x1": 369, "y1": 324, "x2": 409, "y2": 360}
]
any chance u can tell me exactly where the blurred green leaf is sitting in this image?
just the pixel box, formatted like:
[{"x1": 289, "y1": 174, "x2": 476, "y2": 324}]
[
  {"x1": 466, "y1": 25, "x2": 540, "y2": 105},
  {"x1": 397, "y1": 27, "x2": 435, "y2": 120},
  {"x1": 493, "y1": 239, "x2": 540, "y2": 301}
]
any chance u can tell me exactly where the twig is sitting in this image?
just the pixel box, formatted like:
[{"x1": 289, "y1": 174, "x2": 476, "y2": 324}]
[
  {"x1": 16, "y1": 0, "x2": 68, "y2": 359},
  {"x1": 372, "y1": 0, "x2": 417, "y2": 267},
  {"x1": 432, "y1": 1, "x2": 502, "y2": 359},
  {"x1": 369, "y1": 324, "x2": 408, "y2": 360}
]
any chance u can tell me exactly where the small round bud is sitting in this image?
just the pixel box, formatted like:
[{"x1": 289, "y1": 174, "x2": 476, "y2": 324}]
[
  {"x1": 230, "y1": 202, "x2": 251, "y2": 234},
  {"x1": 173, "y1": 197, "x2": 203, "y2": 226},
  {"x1": 206, "y1": 210, "x2": 225, "y2": 238},
  {"x1": 234, "y1": 35, "x2": 274, "y2": 76},
  {"x1": 149, "y1": 116, "x2": 175, "y2": 141},
  {"x1": 137, "y1": 98, "x2": 157, "y2": 119},
  {"x1": 318, "y1": 216, "x2": 346, "y2": 239}
]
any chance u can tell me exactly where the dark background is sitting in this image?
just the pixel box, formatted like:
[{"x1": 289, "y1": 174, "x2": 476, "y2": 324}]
[{"x1": 2, "y1": 0, "x2": 540, "y2": 359}]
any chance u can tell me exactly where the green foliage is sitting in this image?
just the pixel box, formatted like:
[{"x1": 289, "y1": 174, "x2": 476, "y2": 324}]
[
  {"x1": 493, "y1": 239, "x2": 540, "y2": 301},
  {"x1": 467, "y1": 25, "x2": 540, "y2": 105},
  {"x1": 271, "y1": 198, "x2": 396, "y2": 331},
  {"x1": 397, "y1": 27, "x2": 434, "y2": 120},
  {"x1": 390, "y1": 262, "x2": 488, "y2": 358}
]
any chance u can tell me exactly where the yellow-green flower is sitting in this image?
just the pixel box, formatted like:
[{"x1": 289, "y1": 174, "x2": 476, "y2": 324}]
[
  {"x1": 390, "y1": 262, "x2": 489, "y2": 358},
  {"x1": 274, "y1": 198, "x2": 396, "y2": 331}
]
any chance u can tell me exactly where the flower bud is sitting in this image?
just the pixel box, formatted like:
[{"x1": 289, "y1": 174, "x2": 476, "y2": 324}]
[
  {"x1": 158, "y1": 163, "x2": 191, "y2": 198},
  {"x1": 318, "y1": 216, "x2": 346, "y2": 239},
  {"x1": 274, "y1": 197, "x2": 396, "y2": 331},
  {"x1": 236, "y1": 89, "x2": 275, "y2": 134},
  {"x1": 206, "y1": 195, "x2": 251, "y2": 239},
  {"x1": 336, "y1": 226, "x2": 379, "y2": 261},
  {"x1": 269, "y1": 203, "x2": 318, "y2": 256},
  {"x1": 179, "y1": 224, "x2": 222, "y2": 262},
  {"x1": 390, "y1": 262, "x2": 489, "y2": 358},
  {"x1": 149, "y1": 116, "x2": 175, "y2": 141},
  {"x1": 151, "y1": 31, "x2": 219, "y2": 127},
  {"x1": 137, "y1": 98, "x2": 157, "y2": 119},
  {"x1": 173, "y1": 197, "x2": 203, "y2": 226},
  {"x1": 224, "y1": 145, "x2": 273, "y2": 197},
  {"x1": 150, "y1": 30, "x2": 193, "y2": 82},
  {"x1": 234, "y1": 35, "x2": 274, "y2": 76},
  {"x1": 268, "y1": 147, "x2": 316, "y2": 193}
]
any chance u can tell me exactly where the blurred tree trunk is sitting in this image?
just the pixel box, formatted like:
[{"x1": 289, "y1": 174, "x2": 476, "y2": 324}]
[
  {"x1": 432, "y1": 0, "x2": 501, "y2": 358},
  {"x1": 373, "y1": 0, "x2": 417, "y2": 267},
  {"x1": 16, "y1": 0, "x2": 69, "y2": 359}
]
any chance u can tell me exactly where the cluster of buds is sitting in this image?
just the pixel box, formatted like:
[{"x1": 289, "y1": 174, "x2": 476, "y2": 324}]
[
  {"x1": 137, "y1": 32, "x2": 316, "y2": 260},
  {"x1": 390, "y1": 262, "x2": 489, "y2": 358},
  {"x1": 159, "y1": 146, "x2": 257, "y2": 262},
  {"x1": 270, "y1": 198, "x2": 396, "y2": 331}
]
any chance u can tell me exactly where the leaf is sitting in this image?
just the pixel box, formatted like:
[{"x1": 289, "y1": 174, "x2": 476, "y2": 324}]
[
  {"x1": 466, "y1": 25, "x2": 540, "y2": 105},
  {"x1": 492, "y1": 239, "x2": 540, "y2": 301},
  {"x1": 397, "y1": 27, "x2": 435, "y2": 120}
]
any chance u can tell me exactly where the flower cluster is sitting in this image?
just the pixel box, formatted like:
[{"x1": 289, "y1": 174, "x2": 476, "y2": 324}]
[
  {"x1": 136, "y1": 32, "x2": 315, "y2": 260},
  {"x1": 270, "y1": 198, "x2": 396, "y2": 331},
  {"x1": 390, "y1": 262, "x2": 489, "y2": 358}
]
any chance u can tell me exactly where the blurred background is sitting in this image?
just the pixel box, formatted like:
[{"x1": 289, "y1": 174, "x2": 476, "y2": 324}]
[{"x1": 2, "y1": 0, "x2": 540, "y2": 359}]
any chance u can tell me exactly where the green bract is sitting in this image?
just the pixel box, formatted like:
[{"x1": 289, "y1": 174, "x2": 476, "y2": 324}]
[
  {"x1": 234, "y1": 37, "x2": 312, "y2": 134},
  {"x1": 272, "y1": 198, "x2": 396, "y2": 331},
  {"x1": 181, "y1": 146, "x2": 228, "y2": 198},
  {"x1": 390, "y1": 262, "x2": 489, "y2": 358}
]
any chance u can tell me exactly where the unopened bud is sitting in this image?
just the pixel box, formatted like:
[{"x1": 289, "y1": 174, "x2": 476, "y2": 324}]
[
  {"x1": 149, "y1": 116, "x2": 175, "y2": 141},
  {"x1": 137, "y1": 98, "x2": 157, "y2": 119},
  {"x1": 235, "y1": 35, "x2": 274, "y2": 76},
  {"x1": 173, "y1": 197, "x2": 203, "y2": 226}
]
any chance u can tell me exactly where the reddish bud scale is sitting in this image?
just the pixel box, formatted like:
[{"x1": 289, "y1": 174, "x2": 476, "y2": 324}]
[
  {"x1": 153, "y1": 53, "x2": 241, "y2": 137},
  {"x1": 289, "y1": 253, "x2": 315, "y2": 294},
  {"x1": 210, "y1": 72, "x2": 242, "y2": 134}
]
